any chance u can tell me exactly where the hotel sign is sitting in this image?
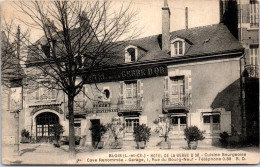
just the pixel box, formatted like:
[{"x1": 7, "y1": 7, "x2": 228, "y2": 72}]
[
  {"x1": 85, "y1": 108, "x2": 119, "y2": 114},
  {"x1": 85, "y1": 64, "x2": 168, "y2": 83}
]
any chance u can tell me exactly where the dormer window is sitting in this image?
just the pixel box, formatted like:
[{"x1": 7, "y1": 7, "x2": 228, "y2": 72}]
[
  {"x1": 125, "y1": 45, "x2": 138, "y2": 63},
  {"x1": 171, "y1": 38, "x2": 185, "y2": 57},
  {"x1": 174, "y1": 41, "x2": 183, "y2": 55}
]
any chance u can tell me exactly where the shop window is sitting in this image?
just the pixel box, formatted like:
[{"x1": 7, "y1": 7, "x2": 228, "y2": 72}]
[
  {"x1": 203, "y1": 113, "x2": 220, "y2": 133},
  {"x1": 125, "y1": 81, "x2": 137, "y2": 98},
  {"x1": 249, "y1": 45, "x2": 259, "y2": 66},
  {"x1": 125, "y1": 118, "x2": 139, "y2": 133},
  {"x1": 169, "y1": 76, "x2": 185, "y2": 104},
  {"x1": 250, "y1": 0, "x2": 259, "y2": 27},
  {"x1": 171, "y1": 115, "x2": 187, "y2": 134}
]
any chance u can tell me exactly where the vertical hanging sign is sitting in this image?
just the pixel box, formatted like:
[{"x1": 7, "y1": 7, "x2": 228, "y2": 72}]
[{"x1": 10, "y1": 87, "x2": 23, "y2": 110}]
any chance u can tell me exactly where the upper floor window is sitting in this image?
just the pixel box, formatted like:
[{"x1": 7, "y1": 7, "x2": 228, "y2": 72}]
[
  {"x1": 125, "y1": 81, "x2": 137, "y2": 98},
  {"x1": 41, "y1": 45, "x2": 50, "y2": 58},
  {"x1": 250, "y1": 0, "x2": 259, "y2": 27},
  {"x1": 171, "y1": 38, "x2": 185, "y2": 57},
  {"x1": 37, "y1": 81, "x2": 56, "y2": 100},
  {"x1": 169, "y1": 76, "x2": 185, "y2": 103},
  {"x1": 125, "y1": 46, "x2": 138, "y2": 63},
  {"x1": 249, "y1": 44, "x2": 259, "y2": 66}
]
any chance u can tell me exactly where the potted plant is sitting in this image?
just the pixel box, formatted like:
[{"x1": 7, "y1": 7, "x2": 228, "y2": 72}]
[
  {"x1": 49, "y1": 123, "x2": 64, "y2": 147},
  {"x1": 106, "y1": 118, "x2": 125, "y2": 149},
  {"x1": 184, "y1": 126, "x2": 205, "y2": 150},
  {"x1": 133, "y1": 124, "x2": 151, "y2": 149},
  {"x1": 219, "y1": 131, "x2": 229, "y2": 148},
  {"x1": 89, "y1": 124, "x2": 107, "y2": 149},
  {"x1": 21, "y1": 129, "x2": 30, "y2": 143},
  {"x1": 153, "y1": 116, "x2": 172, "y2": 149}
]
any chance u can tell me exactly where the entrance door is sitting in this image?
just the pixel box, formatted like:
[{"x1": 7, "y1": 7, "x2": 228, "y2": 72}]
[
  {"x1": 90, "y1": 119, "x2": 101, "y2": 147},
  {"x1": 36, "y1": 112, "x2": 59, "y2": 142}
]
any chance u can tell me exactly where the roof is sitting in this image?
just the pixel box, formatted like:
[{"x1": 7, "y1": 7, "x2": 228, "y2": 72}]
[
  {"x1": 26, "y1": 23, "x2": 243, "y2": 67},
  {"x1": 104, "y1": 23, "x2": 243, "y2": 66}
]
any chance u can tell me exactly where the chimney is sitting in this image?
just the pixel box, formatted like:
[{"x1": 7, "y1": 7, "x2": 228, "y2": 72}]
[
  {"x1": 185, "y1": 7, "x2": 188, "y2": 29},
  {"x1": 162, "y1": 0, "x2": 170, "y2": 52}
]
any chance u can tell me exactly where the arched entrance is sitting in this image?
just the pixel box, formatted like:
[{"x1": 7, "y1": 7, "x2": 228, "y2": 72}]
[{"x1": 36, "y1": 112, "x2": 59, "y2": 142}]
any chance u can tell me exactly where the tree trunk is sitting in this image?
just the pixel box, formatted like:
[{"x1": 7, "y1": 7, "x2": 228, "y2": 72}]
[{"x1": 68, "y1": 94, "x2": 76, "y2": 160}]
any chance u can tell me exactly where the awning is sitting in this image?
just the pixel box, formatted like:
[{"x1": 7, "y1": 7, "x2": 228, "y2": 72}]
[
  {"x1": 163, "y1": 107, "x2": 189, "y2": 114},
  {"x1": 202, "y1": 112, "x2": 220, "y2": 116}
]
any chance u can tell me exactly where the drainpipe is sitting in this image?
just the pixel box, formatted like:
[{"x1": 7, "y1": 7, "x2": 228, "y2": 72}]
[{"x1": 239, "y1": 53, "x2": 246, "y2": 139}]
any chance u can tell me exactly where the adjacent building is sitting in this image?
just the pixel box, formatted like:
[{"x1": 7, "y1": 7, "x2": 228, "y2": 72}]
[{"x1": 220, "y1": 0, "x2": 259, "y2": 144}]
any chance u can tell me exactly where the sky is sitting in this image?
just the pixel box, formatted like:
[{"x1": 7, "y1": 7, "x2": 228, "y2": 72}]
[{"x1": 1, "y1": 0, "x2": 220, "y2": 42}]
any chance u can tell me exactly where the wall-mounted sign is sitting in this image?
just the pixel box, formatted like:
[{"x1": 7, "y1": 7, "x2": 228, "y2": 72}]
[
  {"x1": 85, "y1": 64, "x2": 168, "y2": 83},
  {"x1": 85, "y1": 108, "x2": 119, "y2": 114}
]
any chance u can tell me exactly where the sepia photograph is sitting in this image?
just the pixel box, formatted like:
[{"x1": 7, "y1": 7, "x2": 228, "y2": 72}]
[{"x1": 1, "y1": 0, "x2": 259, "y2": 165}]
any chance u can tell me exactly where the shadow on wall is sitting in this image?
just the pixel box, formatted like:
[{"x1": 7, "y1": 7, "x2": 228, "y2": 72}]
[
  {"x1": 210, "y1": 79, "x2": 241, "y2": 146},
  {"x1": 211, "y1": 79, "x2": 240, "y2": 112}
]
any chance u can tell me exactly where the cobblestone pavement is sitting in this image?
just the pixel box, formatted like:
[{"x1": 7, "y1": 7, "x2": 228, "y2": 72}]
[{"x1": 2, "y1": 143, "x2": 259, "y2": 165}]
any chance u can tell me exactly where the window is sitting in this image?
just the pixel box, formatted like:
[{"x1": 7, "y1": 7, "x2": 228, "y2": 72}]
[
  {"x1": 125, "y1": 118, "x2": 139, "y2": 133},
  {"x1": 249, "y1": 45, "x2": 259, "y2": 66},
  {"x1": 38, "y1": 82, "x2": 56, "y2": 100},
  {"x1": 250, "y1": 0, "x2": 259, "y2": 27},
  {"x1": 74, "y1": 120, "x2": 81, "y2": 136},
  {"x1": 125, "y1": 46, "x2": 138, "y2": 63},
  {"x1": 103, "y1": 89, "x2": 110, "y2": 99},
  {"x1": 41, "y1": 45, "x2": 50, "y2": 58},
  {"x1": 172, "y1": 41, "x2": 184, "y2": 56},
  {"x1": 125, "y1": 81, "x2": 137, "y2": 98},
  {"x1": 203, "y1": 113, "x2": 220, "y2": 133},
  {"x1": 169, "y1": 76, "x2": 185, "y2": 104},
  {"x1": 171, "y1": 115, "x2": 187, "y2": 134}
]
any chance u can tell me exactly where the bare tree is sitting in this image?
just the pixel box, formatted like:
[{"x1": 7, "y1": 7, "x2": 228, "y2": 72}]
[
  {"x1": 1, "y1": 18, "x2": 29, "y2": 86},
  {"x1": 11, "y1": 0, "x2": 139, "y2": 159}
]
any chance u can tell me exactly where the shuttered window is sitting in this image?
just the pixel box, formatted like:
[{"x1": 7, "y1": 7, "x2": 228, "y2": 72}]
[{"x1": 250, "y1": 0, "x2": 259, "y2": 27}]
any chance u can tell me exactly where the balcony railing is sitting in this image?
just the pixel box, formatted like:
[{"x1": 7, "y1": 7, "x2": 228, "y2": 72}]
[
  {"x1": 118, "y1": 97, "x2": 142, "y2": 111},
  {"x1": 162, "y1": 94, "x2": 191, "y2": 111},
  {"x1": 245, "y1": 65, "x2": 259, "y2": 78}
]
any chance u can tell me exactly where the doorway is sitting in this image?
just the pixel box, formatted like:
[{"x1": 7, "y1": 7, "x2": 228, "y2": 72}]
[
  {"x1": 36, "y1": 112, "x2": 59, "y2": 142},
  {"x1": 90, "y1": 119, "x2": 101, "y2": 147}
]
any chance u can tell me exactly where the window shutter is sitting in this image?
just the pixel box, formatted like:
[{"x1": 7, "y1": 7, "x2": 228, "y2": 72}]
[
  {"x1": 35, "y1": 83, "x2": 39, "y2": 100},
  {"x1": 185, "y1": 75, "x2": 189, "y2": 95},
  {"x1": 139, "y1": 115, "x2": 147, "y2": 125},
  {"x1": 119, "y1": 81, "x2": 124, "y2": 100},
  {"x1": 164, "y1": 77, "x2": 169, "y2": 98},
  {"x1": 52, "y1": 83, "x2": 56, "y2": 99},
  {"x1": 220, "y1": 112, "x2": 231, "y2": 134},
  {"x1": 137, "y1": 80, "x2": 141, "y2": 97}
]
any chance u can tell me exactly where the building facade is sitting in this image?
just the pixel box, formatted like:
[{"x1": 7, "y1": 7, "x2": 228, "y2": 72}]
[{"x1": 3, "y1": 1, "x2": 246, "y2": 148}]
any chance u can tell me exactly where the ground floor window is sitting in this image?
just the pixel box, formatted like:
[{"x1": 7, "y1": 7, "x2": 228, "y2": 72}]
[
  {"x1": 171, "y1": 114, "x2": 187, "y2": 135},
  {"x1": 74, "y1": 120, "x2": 81, "y2": 136},
  {"x1": 125, "y1": 118, "x2": 139, "y2": 133},
  {"x1": 203, "y1": 113, "x2": 220, "y2": 133}
]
